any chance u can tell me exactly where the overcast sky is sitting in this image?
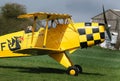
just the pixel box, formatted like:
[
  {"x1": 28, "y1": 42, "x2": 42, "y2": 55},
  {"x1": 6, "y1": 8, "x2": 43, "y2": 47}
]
[{"x1": 0, "y1": 0, "x2": 120, "y2": 22}]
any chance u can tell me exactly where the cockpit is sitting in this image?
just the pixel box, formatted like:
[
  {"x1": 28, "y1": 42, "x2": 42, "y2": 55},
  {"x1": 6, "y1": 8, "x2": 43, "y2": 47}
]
[{"x1": 25, "y1": 18, "x2": 70, "y2": 33}]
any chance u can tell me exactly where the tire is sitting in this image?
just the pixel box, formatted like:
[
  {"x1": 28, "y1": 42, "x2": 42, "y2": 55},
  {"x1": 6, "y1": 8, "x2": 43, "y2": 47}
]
[
  {"x1": 67, "y1": 66, "x2": 79, "y2": 76},
  {"x1": 75, "y1": 65, "x2": 82, "y2": 73}
]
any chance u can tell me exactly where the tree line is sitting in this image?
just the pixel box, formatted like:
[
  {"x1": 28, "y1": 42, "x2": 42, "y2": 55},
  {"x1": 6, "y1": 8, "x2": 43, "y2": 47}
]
[{"x1": 0, "y1": 3, "x2": 31, "y2": 35}]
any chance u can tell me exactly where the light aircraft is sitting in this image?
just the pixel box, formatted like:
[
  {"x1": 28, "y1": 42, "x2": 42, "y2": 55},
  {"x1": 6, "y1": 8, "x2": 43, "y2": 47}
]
[{"x1": 0, "y1": 6, "x2": 111, "y2": 76}]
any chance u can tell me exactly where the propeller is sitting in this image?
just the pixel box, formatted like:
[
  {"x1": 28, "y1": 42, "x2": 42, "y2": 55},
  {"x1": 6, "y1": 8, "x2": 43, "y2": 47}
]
[{"x1": 102, "y1": 5, "x2": 111, "y2": 40}]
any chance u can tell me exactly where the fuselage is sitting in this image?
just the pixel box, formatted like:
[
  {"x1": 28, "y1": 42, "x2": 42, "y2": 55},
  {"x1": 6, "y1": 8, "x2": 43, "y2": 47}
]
[
  {"x1": 0, "y1": 22, "x2": 105, "y2": 57},
  {"x1": 35, "y1": 22, "x2": 105, "y2": 49}
]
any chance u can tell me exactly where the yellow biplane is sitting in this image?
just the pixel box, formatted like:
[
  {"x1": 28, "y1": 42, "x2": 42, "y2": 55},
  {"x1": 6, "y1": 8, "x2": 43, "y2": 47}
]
[{"x1": 0, "y1": 6, "x2": 111, "y2": 76}]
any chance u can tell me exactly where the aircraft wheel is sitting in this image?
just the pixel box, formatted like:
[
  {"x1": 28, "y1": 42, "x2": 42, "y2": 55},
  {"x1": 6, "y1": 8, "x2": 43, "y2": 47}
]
[
  {"x1": 67, "y1": 66, "x2": 79, "y2": 76},
  {"x1": 75, "y1": 65, "x2": 82, "y2": 73}
]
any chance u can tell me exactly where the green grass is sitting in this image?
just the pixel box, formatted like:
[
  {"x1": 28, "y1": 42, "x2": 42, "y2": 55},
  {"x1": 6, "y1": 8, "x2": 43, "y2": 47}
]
[{"x1": 0, "y1": 46, "x2": 120, "y2": 81}]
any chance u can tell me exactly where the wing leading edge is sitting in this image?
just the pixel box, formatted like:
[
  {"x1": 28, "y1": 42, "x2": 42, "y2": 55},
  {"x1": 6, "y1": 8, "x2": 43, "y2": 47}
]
[{"x1": 18, "y1": 12, "x2": 71, "y2": 20}]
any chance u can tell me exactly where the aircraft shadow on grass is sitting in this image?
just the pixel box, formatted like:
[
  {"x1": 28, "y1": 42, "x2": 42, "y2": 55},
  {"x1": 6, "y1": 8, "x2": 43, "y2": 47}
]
[
  {"x1": 0, "y1": 65, "x2": 105, "y2": 76},
  {"x1": 0, "y1": 65, "x2": 65, "y2": 74},
  {"x1": 82, "y1": 72, "x2": 105, "y2": 76}
]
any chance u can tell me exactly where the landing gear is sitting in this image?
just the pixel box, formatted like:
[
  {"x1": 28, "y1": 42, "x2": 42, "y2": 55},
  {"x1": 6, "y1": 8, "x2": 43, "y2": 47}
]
[
  {"x1": 75, "y1": 65, "x2": 82, "y2": 73},
  {"x1": 67, "y1": 65, "x2": 82, "y2": 76},
  {"x1": 67, "y1": 66, "x2": 79, "y2": 76},
  {"x1": 49, "y1": 53, "x2": 82, "y2": 76}
]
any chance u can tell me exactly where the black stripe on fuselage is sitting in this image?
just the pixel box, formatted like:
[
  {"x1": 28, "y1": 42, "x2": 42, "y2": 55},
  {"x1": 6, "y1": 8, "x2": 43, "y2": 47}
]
[
  {"x1": 100, "y1": 32, "x2": 105, "y2": 39},
  {"x1": 85, "y1": 22, "x2": 91, "y2": 26},
  {"x1": 93, "y1": 28, "x2": 99, "y2": 33},
  {"x1": 87, "y1": 34, "x2": 93, "y2": 41},
  {"x1": 78, "y1": 28, "x2": 85, "y2": 35}
]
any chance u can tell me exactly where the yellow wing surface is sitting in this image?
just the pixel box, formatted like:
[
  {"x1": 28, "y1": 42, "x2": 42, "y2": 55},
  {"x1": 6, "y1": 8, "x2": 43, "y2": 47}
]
[{"x1": 18, "y1": 12, "x2": 71, "y2": 20}]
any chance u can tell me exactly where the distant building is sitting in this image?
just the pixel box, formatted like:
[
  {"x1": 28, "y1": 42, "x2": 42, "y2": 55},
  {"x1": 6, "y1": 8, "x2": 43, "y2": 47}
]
[
  {"x1": 92, "y1": 9, "x2": 120, "y2": 32},
  {"x1": 92, "y1": 9, "x2": 120, "y2": 49}
]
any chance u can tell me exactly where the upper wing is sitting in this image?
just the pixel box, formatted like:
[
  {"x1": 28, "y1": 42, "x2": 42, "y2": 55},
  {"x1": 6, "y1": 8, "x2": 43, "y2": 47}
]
[{"x1": 18, "y1": 12, "x2": 71, "y2": 20}]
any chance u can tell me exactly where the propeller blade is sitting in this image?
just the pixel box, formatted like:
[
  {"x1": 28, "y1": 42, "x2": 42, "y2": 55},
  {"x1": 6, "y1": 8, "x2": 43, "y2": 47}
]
[{"x1": 102, "y1": 5, "x2": 111, "y2": 40}]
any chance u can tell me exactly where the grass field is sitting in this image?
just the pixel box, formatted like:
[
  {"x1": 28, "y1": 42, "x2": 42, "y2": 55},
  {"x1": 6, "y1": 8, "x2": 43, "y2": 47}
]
[{"x1": 0, "y1": 46, "x2": 120, "y2": 81}]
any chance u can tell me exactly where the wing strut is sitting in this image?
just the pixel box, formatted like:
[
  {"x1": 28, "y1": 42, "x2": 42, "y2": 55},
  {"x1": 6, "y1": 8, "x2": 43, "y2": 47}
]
[
  {"x1": 43, "y1": 19, "x2": 49, "y2": 47},
  {"x1": 68, "y1": 18, "x2": 77, "y2": 32},
  {"x1": 31, "y1": 16, "x2": 37, "y2": 44}
]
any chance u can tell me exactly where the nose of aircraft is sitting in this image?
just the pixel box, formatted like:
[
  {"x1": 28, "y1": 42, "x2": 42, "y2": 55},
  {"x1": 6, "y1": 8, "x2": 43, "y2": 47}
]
[{"x1": 77, "y1": 22, "x2": 105, "y2": 48}]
